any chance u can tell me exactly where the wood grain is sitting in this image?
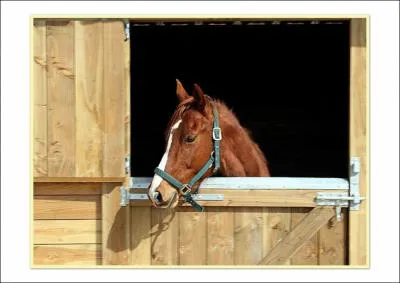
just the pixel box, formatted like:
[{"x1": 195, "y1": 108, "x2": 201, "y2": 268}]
[
  {"x1": 259, "y1": 206, "x2": 335, "y2": 265},
  {"x1": 103, "y1": 21, "x2": 125, "y2": 177},
  {"x1": 34, "y1": 220, "x2": 101, "y2": 244},
  {"x1": 151, "y1": 208, "x2": 179, "y2": 265},
  {"x1": 207, "y1": 207, "x2": 234, "y2": 265},
  {"x1": 234, "y1": 207, "x2": 263, "y2": 265},
  {"x1": 33, "y1": 20, "x2": 48, "y2": 177},
  {"x1": 34, "y1": 195, "x2": 101, "y2": 219},
  {"x1": 179, "y1": 207, "x2": 207, "y2": 265},
  {"x1": 291, "y1": 208, "x2": 319, "y2": 265},
  {"x1": 33, "y1": 244, "x2": 101, "y2": 265},
  {"x1": 349, "y1": 17, "x2": 368, "y2": 266},
  {"x1": 130, "y1": 207, "x2": 152, "y2": 265},
  {"x1": 75, "y1": 20, "x2": 104, "y2": 176},
  {"x1": 34, "y1": 177, "x2": 125, "y2": 183},
  {"x1": 47, "y1": 20, "x2": 76, "y2": 176},
  {"x1": 319, "y1": 211, "x2": 347, "y2": 265},
  {"x1": 262, "y1": 208, "x2": 291, "y2": 265},
  {"x1": 102, "y1": 183, "x2": 130, "y2": 265}
]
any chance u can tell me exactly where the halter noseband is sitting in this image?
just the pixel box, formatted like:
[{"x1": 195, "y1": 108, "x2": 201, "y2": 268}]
[{"x1": 153, "y1": 103, "x2": 222, "y2": 212}]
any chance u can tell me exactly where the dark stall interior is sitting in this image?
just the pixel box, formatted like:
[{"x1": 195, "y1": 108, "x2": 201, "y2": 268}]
[{"x1": 130, "y1": 20, "x2": 350, "y2": 178}]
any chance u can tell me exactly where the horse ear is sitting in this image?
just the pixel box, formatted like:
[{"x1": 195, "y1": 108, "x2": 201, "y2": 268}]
[
  {"x1": 176, "y1": 79, "x2": 190, "y2": 102},
  {"x1": 192, "y1": 83, "x2": 206, "y2": 112}
]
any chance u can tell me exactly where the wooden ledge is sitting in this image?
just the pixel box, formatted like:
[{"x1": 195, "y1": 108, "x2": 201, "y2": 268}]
[{"x1": 34, "y1": 177, "x2": 126, "y2": 183}]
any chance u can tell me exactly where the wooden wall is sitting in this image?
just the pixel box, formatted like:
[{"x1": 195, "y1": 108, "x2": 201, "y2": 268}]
[
  {"x1": 128, "y1": 206, "x2": 347, "y2": 266},
  {"x1": 33, "y1": 19, "x2": 128, "y2": 177},
  {"x1": 33, "y1": 182, "x2": 103, "y2": 265}
]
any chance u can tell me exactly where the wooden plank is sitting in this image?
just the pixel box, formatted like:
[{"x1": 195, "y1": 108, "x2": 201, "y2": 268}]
[
  {"x1": 132, "y1": 177, "x2": 349, "y2": 190},
  {"x1": 34, "y1": 182, "x2": 102, "y2": 195},
  {"x1": 349, "y1": 17, "x2": 368, "y2": 266},
  {"x1": 47, "y1": 20, "x2": 76, "y2": 176},
  {"x1": 259, "y1": 206, "x2": 335, "y2": 265},
  {"x1": 34, "y1": 220, "x2": 101, "y2": 244},
  {"x1": 291, "y1": 208, "x2": 319, "y2": 265},
  {"x1": 75, "y1": 20, "x2": 104, "y2": 176},
  {"x1": 33, "y1": 244, "x2": 101, "y2": 265},
  {"x1": 130, "y1": 207, "x2": 151, "y2": 265},
  {"x1": 319, "y1": 211, "x2": 347, "y2": 265},
  {"x1": 129, "y1": 189, "x2": 347, "y2": 207},
  {"x1": 34, "y1": 195, "x2": 101, "y2": 219},
  {"x1": 124, "y1": 21, "x2": 131, "y2": 176},
  {"x1": 33, "y1": 19, "x2": 48, "y2": 177},
  {"x1": 151, "y1": 208, "x2": 179, "y2": 265},
  {"x1": 234, "y1": 207, "x2": 263, "y2": 265},
  {"x1": 262, "y1": 208, "x2": 291, "y2": 265},
  {"x1": 103, "y1": 21, "x2": 125, "y2": 177},
  {"x1": 102, "y1": 183, "x2": 130, "y2": 265},
  {"x1": 34, "y1": 177, "x2": 125, "y2": 183},
  {"x1": 207, "y1": 207, "x2": 234, "y2": 265},
  {"x1": 179, "y1": 207, "x2": 207, "y2": 265}
]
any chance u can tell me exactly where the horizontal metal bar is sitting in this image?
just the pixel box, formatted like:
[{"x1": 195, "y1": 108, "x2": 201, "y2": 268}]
[
  {"x1": 315, "y1": 192, "x2": 349, "y2": 207},
  {"x1": 129, "y1": 193, "x2": 224, "y2": 201},
  {"x1": 130, "y1": 177, "x2": 349, "y2": 190}
]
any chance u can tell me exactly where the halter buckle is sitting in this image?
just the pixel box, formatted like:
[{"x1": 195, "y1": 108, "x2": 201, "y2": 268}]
[
  {"x1": 180, "y1": 184, "x2": 192, "y2": 196},
  {"x1": 213, "y1": 127, "x2": 222, "y2": 141}
]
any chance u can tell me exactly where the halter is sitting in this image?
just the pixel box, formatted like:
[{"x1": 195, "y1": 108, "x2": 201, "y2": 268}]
[{"x1": 153, "y1": 103, "x2": 222, "y2": 212}]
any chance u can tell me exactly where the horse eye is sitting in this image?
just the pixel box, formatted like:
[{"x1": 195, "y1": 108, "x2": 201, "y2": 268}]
[{"x1": 185, "y1": 135, "x2": 197, "y2": 143}]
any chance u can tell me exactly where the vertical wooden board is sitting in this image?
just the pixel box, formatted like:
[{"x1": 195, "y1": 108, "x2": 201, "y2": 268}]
[
  {"x1": 151, "y1": 208, "x2": 179, "y2": 265},
  {"x1": 290, "y1": 208, "x2": 319, "y2": 265},
  {"x1": 234, "y1": 207, "x2": 263, "y2": 265},
  {"x1": 262, "y1": 208, "x2": 291, "y2": 265},
  {"x1": 47, "y1": 21, "x2": 75, "y2": 176},
  {"x1": 207, "y1": 207, "x2": 234, "y2": 265},
  {"x1": 130, "y1": 207, "x2": 152, "y2": 265},
  {"x1": 349, "y1": 18, "x2": 368, "y2": 266},
  {"x1": 124, "y1": 22, "x2": 131, "y2": 175},
  {"x1": 34, "y1": 244, "x2": 101, "y2": 265},
  {"x1": 33, "y1": 20, "x2": 48, "y2": 177},
  {"x1": 75, "y1": 21, "x2": 104, "y2": 176},
  {"x1": 319, "y1": 211, "x2": 347, "y2": 265},
  {"x1": 102, "y1": 21, "x2": 125, "y2": 177},
  {"x1": 179, "y1": 207, "x2": 206, "y2": 265},
  {"x1": 102, "y1": 184, "x2": 130, "y2": 265}
]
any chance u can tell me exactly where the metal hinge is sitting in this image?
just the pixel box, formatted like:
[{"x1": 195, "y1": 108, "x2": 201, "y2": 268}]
[
  {"x1": 314, "y1": 157, "x2": 365, "y2": 221},
  {"x1": 124, "y1": 156, "x2": 130, "y2": 175},
  {"x1": 123, "y1": 20, "x2": 130, "y2": 41}
]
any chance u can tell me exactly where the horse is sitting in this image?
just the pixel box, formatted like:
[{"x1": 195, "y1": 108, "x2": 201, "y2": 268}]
[{"x1": 147, "y1": 79, "x2": 270, "y2": 211}]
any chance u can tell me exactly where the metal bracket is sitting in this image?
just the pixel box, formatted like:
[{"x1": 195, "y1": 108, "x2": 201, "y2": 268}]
[
  {"x1": 314, "y1": 157, "x2": 365, "y2": 221},
  {"x1": 120, "y1": 186, "x2": 129, "y2": 207},
  {"x1": 123, "y1": 20, "x2": 130, "y2": 41},
  {"x1": 120, "y1": 186, "x2": 224, "y2": 207},
  {"x1": 349, "y1": 156, "x2": 363, "y2": 210}
]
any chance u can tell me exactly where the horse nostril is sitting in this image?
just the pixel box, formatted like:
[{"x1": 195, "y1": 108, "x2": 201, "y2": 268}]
[{"x1": 155, "y1": 192, "x2": 163, "y2": 203}]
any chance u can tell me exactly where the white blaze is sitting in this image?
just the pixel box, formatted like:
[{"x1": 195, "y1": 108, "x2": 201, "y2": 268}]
[{"x1": 149, "y1": 120, "x2": 182, "y2": 200}]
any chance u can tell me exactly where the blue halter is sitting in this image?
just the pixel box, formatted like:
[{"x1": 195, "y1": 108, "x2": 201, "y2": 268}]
[{"x1": 153, "y1": 104, "x2": 221, "y2": 212}]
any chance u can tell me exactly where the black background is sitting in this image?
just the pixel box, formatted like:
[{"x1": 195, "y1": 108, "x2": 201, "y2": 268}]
[{"x1": 130, "y1": 20, "x2": 350, "y2": 178}]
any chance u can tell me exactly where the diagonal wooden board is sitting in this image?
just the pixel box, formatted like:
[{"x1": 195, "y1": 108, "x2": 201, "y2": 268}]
[{"x1": 259, "y1": 206, "x2": 335, "y2": 265}]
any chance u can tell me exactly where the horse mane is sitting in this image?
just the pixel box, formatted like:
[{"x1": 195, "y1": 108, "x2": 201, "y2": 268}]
[{"x1": 165, "y1": 94, "x2": 251, "y2": 139}]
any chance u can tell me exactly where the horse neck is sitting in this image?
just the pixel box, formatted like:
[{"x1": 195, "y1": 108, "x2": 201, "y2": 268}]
[{"x1": 214, "y1": 102, "x2": 270, "y2": 177}]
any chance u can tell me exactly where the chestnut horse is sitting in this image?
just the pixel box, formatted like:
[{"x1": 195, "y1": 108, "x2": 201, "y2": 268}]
[{"x1": 147, "y1": 79, "x2": 270, "y2": 210}]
